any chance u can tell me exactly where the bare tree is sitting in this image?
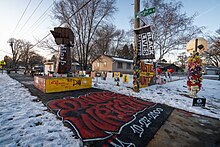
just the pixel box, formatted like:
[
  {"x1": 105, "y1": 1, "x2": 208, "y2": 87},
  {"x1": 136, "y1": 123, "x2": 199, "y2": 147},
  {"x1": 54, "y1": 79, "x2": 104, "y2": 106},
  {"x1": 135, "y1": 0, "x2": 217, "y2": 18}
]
[
  {"x1": 19, "y1": 40, "x2": 33, "y2": 74},
  {"x1": 89, "y1": 23, "x2": 125, "y2": 61},
  {"x1": 37, "y1": 37, "x2": 58, "y2": 54},
  {"x1": 117, "y1": 44, "x2": 134, "y2": 59},
  {"x1": 176, "y1": 52, "x2": 188, "y2": 68},
  {"x1": 28, "y1": 52, "x2": 45, "y2": 69},
  {"x1": 52, "y1": 0, "x2": 117, "y2": 70},
  {"x1": 142, "y1": 0, "x2": 204, "y2": 61},
  {"x1": 7, "y1": 38, "x2": 23, "y2": 71},
  {"x1": 203, "y1": 28, "x2": 220, "y2": 67}
]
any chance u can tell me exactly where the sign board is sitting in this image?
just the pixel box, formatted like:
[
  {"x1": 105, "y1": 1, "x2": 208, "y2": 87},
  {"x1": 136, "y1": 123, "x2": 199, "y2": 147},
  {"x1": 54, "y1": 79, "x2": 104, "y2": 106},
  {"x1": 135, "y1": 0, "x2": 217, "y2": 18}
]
[
  {"x1": 114, "y1": 72, "x2": 120, "y2": 79},
  {"x1": 56, "y1": 44, "x2": 71, "y2": 74},
  {"x1": 107, "y1": 72, "x2": 113, "y2": 78},
  {"x1": 137, "y1": 7, "x2": 156, "y2": 17},
  {"x1": 134, "y1": 26, "x2": 155, "y2": 59},
  {"x1": 186, "y1": 38, "x2": 208, "y2": 54},
  {"x1": 34, "y1": 76, "x2": 92, "y2": 93},
  {"x1": 44, "y1": 62, "x2": 54, "y2": 75},
  {"x1": 0, "y1": 60, "x2": 6, "y2": 66},
  {"x1": 192, "y1": 98, "x2": 206, "y2": 107},
  {"x1": 122, "y1": 74, "x2": 129, "y2": 83}
]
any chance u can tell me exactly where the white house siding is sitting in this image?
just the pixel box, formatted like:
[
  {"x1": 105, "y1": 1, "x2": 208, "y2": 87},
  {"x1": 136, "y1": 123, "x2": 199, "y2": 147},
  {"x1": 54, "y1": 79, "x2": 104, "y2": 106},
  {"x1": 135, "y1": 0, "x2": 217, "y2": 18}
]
[{"x1": 112, "y1": 61, "x2": 133, "y2": 74}]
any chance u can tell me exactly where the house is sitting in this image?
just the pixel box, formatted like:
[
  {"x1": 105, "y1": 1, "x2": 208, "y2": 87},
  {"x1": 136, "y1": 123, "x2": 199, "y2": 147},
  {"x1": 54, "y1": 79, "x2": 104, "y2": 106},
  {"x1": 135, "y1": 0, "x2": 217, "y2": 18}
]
[
  {"x1": 92, "y1": 55, "x2": 133, "y2": 74},
  {"x1": 203, "y1": 66, "x2": 220, "y2": 75},
  {"x1": 157, "y1": 63, "x2": 183, "y2": 72}
]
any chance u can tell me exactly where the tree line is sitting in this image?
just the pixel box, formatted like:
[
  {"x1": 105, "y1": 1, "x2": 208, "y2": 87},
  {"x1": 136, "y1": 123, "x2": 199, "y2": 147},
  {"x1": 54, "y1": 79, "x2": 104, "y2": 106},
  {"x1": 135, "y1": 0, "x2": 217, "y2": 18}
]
[{"x1": 5, "y1": 0, "x2": 220, "y2": 72}]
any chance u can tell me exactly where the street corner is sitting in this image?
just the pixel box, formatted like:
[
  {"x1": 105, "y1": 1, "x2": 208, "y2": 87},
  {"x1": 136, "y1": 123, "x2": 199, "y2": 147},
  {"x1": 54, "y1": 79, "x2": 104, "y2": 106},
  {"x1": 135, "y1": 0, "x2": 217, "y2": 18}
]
[
  {"x1": 46, "y1": 91, "x2": 174, "y2": 146},
  {"x1": 147, "y1": 109, "x2": 220, "y2": 147}
]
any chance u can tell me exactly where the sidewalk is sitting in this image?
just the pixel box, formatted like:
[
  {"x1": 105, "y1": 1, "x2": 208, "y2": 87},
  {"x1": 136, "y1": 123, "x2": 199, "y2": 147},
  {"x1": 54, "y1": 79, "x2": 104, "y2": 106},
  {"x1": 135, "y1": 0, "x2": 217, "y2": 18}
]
[{"x1": 8, "y1": 73, "x2": 220, "y2": 147}]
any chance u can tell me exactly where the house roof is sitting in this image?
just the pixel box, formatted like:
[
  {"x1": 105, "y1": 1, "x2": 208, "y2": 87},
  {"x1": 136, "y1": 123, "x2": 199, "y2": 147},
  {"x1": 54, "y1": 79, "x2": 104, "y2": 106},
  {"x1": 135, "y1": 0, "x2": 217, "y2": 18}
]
[
  {"x1": 92, "y1": 55, "x2": 133, "y2": 63},
  {"x1": 157, "y1": 63, "x2": 180, "y2": 69},
  {"x1": 112, "y1": 57, "x2": 133, "y2": 63}
]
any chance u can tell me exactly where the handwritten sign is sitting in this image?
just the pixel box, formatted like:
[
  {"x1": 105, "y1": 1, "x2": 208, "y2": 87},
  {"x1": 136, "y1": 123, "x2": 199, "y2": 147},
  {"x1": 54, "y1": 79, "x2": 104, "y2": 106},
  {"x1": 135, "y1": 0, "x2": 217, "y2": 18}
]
[{"x1": 134, "y1": 26, "x2": 155, "y2": 59}]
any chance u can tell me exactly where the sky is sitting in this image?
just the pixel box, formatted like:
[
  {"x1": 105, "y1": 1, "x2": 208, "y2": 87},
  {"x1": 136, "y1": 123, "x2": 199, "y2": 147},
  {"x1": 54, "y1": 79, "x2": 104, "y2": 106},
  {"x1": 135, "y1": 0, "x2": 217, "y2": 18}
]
[
  {"x1": 0, "y1": 0, "x2": 220, "y2": 61},
  {"x1": 0, "y1": 72, "x2": 219, "y2": 146}
]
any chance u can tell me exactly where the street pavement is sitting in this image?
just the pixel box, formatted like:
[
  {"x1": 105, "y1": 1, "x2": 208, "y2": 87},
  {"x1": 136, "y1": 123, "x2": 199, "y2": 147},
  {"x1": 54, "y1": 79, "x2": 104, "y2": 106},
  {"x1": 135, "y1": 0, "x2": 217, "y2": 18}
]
[{"x1": 8, "y1": 73, "x2": 220, "y2": 147}]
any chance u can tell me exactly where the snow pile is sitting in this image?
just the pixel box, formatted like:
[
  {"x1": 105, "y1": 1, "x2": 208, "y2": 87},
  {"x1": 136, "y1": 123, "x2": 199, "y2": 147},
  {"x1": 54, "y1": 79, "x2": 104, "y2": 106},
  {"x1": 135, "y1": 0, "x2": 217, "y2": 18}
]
[{"x1": 0, "y1": 74, "x2": 81, "y2": 147}]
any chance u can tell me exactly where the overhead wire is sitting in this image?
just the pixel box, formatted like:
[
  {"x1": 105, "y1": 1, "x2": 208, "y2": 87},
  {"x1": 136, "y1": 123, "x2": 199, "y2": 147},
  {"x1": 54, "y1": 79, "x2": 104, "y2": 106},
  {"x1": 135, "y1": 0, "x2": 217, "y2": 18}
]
[
  {"x1": 0, "y1": 50, "x2": 12, "y2": 55},
  {"x1": 17, "y1": 0, "x2": 44, "y2": 36},
  {"x1": 10, "y1": 0, "x2": 32, "y2": 38},
  {"x1": 31, "y1": 0, "x2": 93, "y2": 50},
  {"x1": 23, "y1": 1, "x2": 55, "y2": 36}
]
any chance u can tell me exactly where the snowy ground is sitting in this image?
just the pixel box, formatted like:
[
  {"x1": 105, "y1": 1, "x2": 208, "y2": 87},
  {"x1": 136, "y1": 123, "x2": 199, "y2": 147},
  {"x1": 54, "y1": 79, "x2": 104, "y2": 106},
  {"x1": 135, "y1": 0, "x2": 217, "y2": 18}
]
[
  {"x1": 92, "y1": 75, "x2": 220, "y2": 119},
  {"x1": 0, "y1": 73, "x2": 219, "y2": 146},
  {"x1": 0, "y1": 73, "x2": 82, "y2": 147}
]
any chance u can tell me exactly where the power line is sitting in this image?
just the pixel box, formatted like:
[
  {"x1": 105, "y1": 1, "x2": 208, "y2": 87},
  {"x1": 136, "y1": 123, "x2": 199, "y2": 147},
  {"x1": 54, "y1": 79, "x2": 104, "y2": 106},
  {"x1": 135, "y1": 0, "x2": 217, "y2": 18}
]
[
  {"x1": 10, "y1": 0, "x2": 32, "y2": 38},
  {"x1": 31, "y1": 0, "x2": 93, "y2": 49},
  {"x1": 23, "y1": 1, "x2": 54, "y2": 36},
  {"x1": 0, "y1": 50, "x2": 12, "y2": 55},
  {"x1": 31, "y1": 13, "x2": 49, "y2": 33},
  {"x1": 195, "y1": 2, "x2": 220, "y2": 19},
  {"x1": 17, "y1": 0, "x2": 44, "y2": 35}
]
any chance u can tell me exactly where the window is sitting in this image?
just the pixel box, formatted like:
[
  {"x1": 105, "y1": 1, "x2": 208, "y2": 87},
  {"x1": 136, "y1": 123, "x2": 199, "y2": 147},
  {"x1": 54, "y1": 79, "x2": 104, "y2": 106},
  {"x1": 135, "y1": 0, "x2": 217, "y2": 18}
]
[
  {"x1": 126, "y1": 63, "x2": 131, "y2": 69},
  {"x1": 117, "y1": 62, "x2": 123, "y2": 69},
  {"x1": 103, "y1": 62, "x2": 107, "y2": 67}
]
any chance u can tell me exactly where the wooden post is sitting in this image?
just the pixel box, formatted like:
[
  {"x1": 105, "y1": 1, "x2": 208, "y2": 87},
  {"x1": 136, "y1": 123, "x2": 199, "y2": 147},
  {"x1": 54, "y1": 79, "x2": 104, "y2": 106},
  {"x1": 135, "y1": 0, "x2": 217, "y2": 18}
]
[{"x1": 133, "y1": 0, "x2": 140, "y2": 92}]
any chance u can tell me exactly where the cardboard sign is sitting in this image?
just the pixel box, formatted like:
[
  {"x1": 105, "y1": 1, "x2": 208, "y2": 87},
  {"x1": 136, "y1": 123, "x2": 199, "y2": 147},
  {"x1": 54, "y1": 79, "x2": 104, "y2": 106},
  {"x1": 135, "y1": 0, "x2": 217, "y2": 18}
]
[
  {"x1": 134, "y1": 26, "x2": 155, "y2": 59},
  {"x1": 192, "y1": 98, "x2": 206, "y2": 107},
  {"x1": 114, "y1": 72, "x2": 120, "y2": 79},
  {"x1": 57, "y1": 44, "x2": 71, "y2": 74},
  {"x1": 122, "y1": 74, "x2": 129, "y2": 83}
]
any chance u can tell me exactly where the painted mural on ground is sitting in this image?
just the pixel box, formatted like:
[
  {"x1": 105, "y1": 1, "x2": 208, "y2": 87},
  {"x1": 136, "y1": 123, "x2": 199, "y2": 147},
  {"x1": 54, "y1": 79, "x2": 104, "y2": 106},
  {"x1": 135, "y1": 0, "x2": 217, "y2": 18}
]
[{"x1": 47, "y1": 92, "x2": 173, "y2": 146}]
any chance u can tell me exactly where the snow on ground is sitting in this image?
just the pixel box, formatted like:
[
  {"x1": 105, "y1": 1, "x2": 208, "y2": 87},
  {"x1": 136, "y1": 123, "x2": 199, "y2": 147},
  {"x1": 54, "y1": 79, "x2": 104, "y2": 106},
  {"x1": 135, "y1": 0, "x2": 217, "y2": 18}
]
[
  {"x1": 0, "y1": 73, "x2": 82, "y2": 147},
  {"x1": 0, "y1": 73, "x2": 219, "y2": 146},
  {"x1": 92, "y1": 75, "x2": 220, "y2": 119}
]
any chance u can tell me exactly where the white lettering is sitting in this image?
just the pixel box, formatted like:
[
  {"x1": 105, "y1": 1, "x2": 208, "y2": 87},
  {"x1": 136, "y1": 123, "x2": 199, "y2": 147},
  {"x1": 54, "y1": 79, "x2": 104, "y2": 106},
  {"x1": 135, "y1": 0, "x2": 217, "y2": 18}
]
[
  {"x1": 110, "y1": 138, "x2": 136, "y2": 147},
  {"x1": 130, "y1": 107, "x2": 164, "y2": 138}
]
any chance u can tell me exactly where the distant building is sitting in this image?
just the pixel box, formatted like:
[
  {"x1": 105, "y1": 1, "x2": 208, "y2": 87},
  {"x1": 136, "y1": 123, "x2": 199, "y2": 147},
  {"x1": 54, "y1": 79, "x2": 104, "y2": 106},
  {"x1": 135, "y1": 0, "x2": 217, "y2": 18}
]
[
  {"x1": 203, "y1": 66, "x2": 220, "y2": 75},
  {"x1": 71, "y1": 61, "x2": 80, "y2": 72},
  {"x1": 92, "y1": 55, "x2": 133, "y2": 74},
  {"x1": 157, "y1": 63, "x2": 183, "y2": 72}
]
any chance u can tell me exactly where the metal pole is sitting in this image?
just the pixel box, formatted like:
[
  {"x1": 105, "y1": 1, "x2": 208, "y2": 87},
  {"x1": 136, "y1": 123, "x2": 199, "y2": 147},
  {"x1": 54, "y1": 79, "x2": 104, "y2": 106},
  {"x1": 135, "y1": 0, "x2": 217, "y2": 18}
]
[
  {"x1": 195, "y1": 38, "x2": 198, "y2": 53},
  {"x1": 9, "y1": 40, "x2": 16, "y2": 73},
  {"x1": 133, "y1": 0, "x2": 140, "y2": 92}
]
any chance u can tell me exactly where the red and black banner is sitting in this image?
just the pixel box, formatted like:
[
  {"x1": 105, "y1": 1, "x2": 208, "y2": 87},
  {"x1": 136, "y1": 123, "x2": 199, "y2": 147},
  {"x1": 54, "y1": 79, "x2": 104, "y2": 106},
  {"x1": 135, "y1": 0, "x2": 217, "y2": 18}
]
[{"x1": 47, "y1": 92, "x2": 173, "y2": 146}]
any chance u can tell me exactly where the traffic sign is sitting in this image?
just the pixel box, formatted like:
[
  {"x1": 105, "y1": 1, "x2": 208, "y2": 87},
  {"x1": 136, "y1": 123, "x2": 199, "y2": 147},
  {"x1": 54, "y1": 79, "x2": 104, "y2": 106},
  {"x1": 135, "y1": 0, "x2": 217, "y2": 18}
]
[
  {"x1": 137, "y1": 7, "x2": 156, "y2": 17},
  {"x1": 0, "y1": 60, "x2": 6, "y2": 66}
]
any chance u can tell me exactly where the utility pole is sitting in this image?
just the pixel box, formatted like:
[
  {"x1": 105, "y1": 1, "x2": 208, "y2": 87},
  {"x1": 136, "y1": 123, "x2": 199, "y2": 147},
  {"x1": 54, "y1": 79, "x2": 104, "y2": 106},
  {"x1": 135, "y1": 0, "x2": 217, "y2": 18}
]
[
  {"x1": 8, "y1": 38, "x2": 16, "y2": 73},
  {"x1": 133, "y1": 0, "x2": 140, "y2": 92}
]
